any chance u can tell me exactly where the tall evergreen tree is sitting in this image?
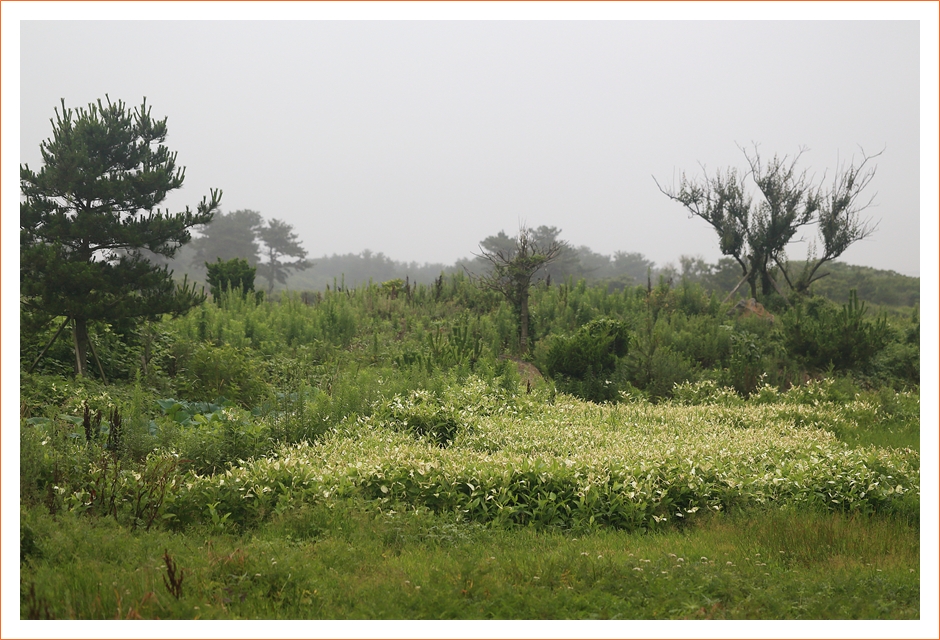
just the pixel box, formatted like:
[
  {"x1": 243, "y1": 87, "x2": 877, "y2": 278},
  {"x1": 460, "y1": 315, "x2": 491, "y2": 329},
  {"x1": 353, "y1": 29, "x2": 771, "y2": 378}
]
[
  {"x1": 20, "y1": 96, "x2": 221, "y2": 377},
  {"x1": 189, "y1": 209, "x2": 264, "y2": 270},
  {"x1": 257, "y1": 218, "x2": 310, "y2": 293}
]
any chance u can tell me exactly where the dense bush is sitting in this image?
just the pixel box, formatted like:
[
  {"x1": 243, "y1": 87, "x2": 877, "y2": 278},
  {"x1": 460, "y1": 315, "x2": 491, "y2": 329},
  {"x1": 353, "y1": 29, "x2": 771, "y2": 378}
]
[
  {"x1": 538, "y1": 317, "x2": 630, "y2": 402},
  {"x1": 205, "y1": 257, "x2": 261, "y2": 303},
  {"x1": 781, "y1": 291, "x2": 890, "y2": 373},
  {"x1": 172, "y1": 342, "x2": 271, "y2": 408}
]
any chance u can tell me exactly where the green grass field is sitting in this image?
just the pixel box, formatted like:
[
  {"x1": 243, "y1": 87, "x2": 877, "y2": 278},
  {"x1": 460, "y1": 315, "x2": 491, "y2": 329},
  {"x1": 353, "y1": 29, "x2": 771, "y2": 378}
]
[{"x1": 20, "y1": 500, "x2": 918, "y2": 621}]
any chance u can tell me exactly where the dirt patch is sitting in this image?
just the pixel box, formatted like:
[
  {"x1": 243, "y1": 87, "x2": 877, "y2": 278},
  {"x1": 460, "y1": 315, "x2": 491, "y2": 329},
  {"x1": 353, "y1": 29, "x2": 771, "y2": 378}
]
[
  {"x1": 728, "y1": 298, "x2": 775, "y2": 323},
  {"x1": 500, "y1": 356, "x2": 544, "y2": 389}
]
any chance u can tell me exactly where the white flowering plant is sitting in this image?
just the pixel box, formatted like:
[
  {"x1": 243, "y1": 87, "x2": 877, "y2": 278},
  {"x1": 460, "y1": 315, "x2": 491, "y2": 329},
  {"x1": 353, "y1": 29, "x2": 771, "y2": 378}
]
[{"x1": 167, "y1": 377, "x2": 919, "y2": 531}]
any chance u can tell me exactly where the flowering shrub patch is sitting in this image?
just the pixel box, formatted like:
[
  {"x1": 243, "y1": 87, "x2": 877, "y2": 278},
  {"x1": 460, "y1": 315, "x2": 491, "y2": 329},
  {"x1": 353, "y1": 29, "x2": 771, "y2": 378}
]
[{"x1": 169, "y1": 378, "x2": 919, "y2": 530}]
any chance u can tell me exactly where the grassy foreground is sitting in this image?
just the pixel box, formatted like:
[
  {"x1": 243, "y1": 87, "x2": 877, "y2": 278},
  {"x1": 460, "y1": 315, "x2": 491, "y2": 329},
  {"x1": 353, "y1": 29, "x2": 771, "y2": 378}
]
[
  {"x1": 21, "y1": 499, "x2": 918, "y2": 620},
  {"x1": 19, "y1": 376, "x2": 920, "y2": 620}
]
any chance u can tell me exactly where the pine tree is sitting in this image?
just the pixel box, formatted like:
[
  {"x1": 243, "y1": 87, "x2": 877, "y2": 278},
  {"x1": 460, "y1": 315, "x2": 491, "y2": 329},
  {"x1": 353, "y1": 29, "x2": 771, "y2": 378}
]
[
  {"x1": 189, "y1": 209, "x2": 264, "y2": 270},
  {"x1": 20, "y1": 96, "x2": 221, "y2": 378},
  {"x1": 257, "y1": 219, "x2": 310, "y2": 293}
]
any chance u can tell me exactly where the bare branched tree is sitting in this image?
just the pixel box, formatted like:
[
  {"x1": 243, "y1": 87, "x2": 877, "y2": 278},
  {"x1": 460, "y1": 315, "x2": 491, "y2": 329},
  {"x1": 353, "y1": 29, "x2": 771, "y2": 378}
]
[
  {"x1": 654, "y1": 144, "x2": 880, "y2": 300},
  {"x1": 470, "y1": 225, "x2": 566, "y2": 354}
]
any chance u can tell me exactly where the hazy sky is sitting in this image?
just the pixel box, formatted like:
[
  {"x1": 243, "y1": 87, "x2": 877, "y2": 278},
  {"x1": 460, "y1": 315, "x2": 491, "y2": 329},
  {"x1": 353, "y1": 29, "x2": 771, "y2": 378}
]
[{"x1": 13, "y1": 9, "x2": 931, "y2": 279}]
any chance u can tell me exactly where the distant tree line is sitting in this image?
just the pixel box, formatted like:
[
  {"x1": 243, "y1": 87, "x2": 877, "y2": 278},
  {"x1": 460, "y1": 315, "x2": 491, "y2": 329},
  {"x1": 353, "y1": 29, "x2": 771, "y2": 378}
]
[
  {"x1": 166, "y1": 221, "x2": 918, "y2": 309},
  {"x1": 286, "y1": 249, "x2": 449, "y2": 291},
  {"x1": 158, "y1": 146, "x2": 912, "y2": 309}
]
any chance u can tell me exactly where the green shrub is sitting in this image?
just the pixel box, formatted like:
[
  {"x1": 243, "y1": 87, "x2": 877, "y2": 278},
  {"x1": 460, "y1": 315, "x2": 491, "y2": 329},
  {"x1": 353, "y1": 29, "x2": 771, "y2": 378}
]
[
  {"x1": 781, "y1": 291, "x2": 889, "y2": 373},
  {"x1": 173, "y1": 342, "x2": 271, "y2": 407},
  {"x1": 315, "y1": 294, "x2": 358, "y2": 346},
  {"x1": 205, "y1": 257, "x2": 260, "y2": 303},
  {"x1": 173, "y1": 407, "x2": 271, "y2": 475},
  {"x1": 20, "y1": 420, "x2": 55, "y2": 508},
  {"x1": 644, "y1": 345, "x2": 696, "y2": 400},
  {"x1": 396, "y1": 318, "x2": 486, "y2": 373},
  {"x1": 867, "y1": 334, "x2": 919, "y2": 389},
  {"x1": 539, "y1": 318, "x2": 630, "y2": 403},
  {"x1": 380, "y1": 389, "x2": 463, "y2": 447},
  {"x1": 666, "y1": 313, "x2": 732, "y2": 370},
  {"x1": 725, "y1": 325, "x2": 765, "y2": 396}
]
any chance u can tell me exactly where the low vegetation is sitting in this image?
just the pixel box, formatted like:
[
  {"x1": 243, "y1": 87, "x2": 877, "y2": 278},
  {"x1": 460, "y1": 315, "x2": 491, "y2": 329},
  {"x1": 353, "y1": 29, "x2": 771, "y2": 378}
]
[{"x1": 19, "y1": 271, "x2": 920, "y2": 620}]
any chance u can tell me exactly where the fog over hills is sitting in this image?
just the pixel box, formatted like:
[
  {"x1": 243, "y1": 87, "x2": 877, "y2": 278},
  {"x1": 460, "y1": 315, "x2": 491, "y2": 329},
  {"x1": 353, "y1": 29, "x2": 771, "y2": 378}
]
[{"x1": 14, "y1": 11, "x2": 928, "y2": 281}]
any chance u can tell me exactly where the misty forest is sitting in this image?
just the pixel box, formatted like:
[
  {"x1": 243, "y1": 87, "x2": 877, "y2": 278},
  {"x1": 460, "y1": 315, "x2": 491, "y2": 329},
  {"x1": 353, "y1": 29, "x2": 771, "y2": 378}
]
[{"x1": 19, "y1": 98, "x2": 920, "y2": 620}]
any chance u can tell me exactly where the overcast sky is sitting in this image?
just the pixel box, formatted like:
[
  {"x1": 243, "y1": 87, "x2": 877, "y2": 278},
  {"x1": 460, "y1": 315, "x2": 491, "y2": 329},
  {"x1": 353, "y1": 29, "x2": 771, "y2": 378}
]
[{"x1": 13, "y1": 9, "x2": 931, "y2": 278}]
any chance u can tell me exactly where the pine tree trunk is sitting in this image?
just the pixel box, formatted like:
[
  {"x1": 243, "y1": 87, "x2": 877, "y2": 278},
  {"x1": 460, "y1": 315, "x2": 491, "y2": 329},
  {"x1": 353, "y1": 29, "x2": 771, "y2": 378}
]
[
  {"x1": 266, "y1": 247, "x2": 277, "y2": 294},
  {"x1": 72, "y1": 317, "x2": 89, "y2": 377}
]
